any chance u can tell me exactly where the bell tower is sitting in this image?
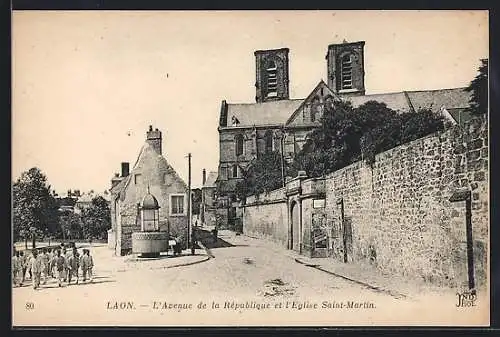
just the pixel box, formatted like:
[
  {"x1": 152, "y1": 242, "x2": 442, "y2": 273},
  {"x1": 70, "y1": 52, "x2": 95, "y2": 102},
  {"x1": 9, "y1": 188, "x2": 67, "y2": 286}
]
[
  {"x1": 254, "y1": 48, "x2": 290, "y2": 103},
  {"x1": 326, "y1": 40, "x2": 365, "y2": 96}
]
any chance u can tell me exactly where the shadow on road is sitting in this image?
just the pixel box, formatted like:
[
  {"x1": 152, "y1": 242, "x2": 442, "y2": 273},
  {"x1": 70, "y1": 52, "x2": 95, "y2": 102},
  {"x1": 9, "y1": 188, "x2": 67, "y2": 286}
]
[{"x1": 195, "y1": 229, "x2": 241, "y2": 249}]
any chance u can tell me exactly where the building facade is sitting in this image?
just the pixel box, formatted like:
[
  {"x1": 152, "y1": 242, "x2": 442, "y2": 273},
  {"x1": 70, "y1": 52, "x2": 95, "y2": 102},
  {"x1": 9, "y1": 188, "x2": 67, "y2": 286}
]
[
  {"x1": 216, "y1": 40, "x2": 471, "y2": 227},
  {"x1": 108, "y1": 126, "x2": 189, "y2": 256}
]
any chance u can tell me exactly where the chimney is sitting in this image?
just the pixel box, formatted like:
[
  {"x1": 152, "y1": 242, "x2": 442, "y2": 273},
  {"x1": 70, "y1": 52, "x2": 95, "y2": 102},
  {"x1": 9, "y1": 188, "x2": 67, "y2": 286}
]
[
  {"x1": 121, "y1": 162, "x2": 130, "y2": 177},
  {"x1": 146, "y1": 125, "x2": 162, "y2": 154},
  {"x1": 202, "y1": 169, "x2": 207, "y2": 185},
  {"x1": 111, "y1": 173, "x2": 123, "y2": 189}
]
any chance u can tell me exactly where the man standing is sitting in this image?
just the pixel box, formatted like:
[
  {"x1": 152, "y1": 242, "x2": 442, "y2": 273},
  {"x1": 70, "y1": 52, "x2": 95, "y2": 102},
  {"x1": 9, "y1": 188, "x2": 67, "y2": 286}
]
[{"x1": 29, "y1": 249, "x2": 43, "y2": 290}]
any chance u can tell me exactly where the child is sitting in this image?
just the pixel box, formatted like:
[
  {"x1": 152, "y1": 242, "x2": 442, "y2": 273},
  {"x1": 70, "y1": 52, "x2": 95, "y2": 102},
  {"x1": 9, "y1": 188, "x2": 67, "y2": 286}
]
[
  {"x1": 40, "y1": 248, "x2": 50, "y2": 285},
  {"x1": 80, "y1": 249, "x2": 90, "y2": 282},
  {"x1": 29, "y1": 249, "x2": 43, "y2": 290},
  {"x1": 67, "y1": 248, "x2": 80, "y2": 285},
  {"x1": 12, "y1": 250, "x2": 19, "y2": 287},
  {"x1": 54, "y1": 249, "x2": 67, "y2": 287},
  {"x1": 47, "y1": 248, "x2": 54, "y2": 278},
  {"x1": 87, "y1": 249, "x2": 94, "y2": 282},
  {"x1": 19, "y1": 251, "x2": 27, "y2": 285}
]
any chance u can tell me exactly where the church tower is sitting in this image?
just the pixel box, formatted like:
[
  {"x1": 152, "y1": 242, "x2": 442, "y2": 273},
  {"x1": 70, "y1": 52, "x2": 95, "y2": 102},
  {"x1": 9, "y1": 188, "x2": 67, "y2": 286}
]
[
  {"x1": 326, "y1": 40, "x2": 365, "y2": 96},
  {"x1": 254, "y1": 48, "x2": 290, "y2": 103}
]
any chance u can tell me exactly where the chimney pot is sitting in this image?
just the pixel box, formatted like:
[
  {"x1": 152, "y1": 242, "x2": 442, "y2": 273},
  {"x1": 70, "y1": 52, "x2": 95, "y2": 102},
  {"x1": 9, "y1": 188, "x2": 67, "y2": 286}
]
[
  {"x1": 202, "y1": 169, "x2": 207, "y2": 185},
  {"x1": 149, "y1": 125, "x2": 153, "y2": 131}
]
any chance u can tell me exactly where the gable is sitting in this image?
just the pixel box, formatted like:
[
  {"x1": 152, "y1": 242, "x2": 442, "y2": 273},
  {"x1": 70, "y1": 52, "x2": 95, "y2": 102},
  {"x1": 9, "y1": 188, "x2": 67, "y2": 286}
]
[
  {"x1": 119, "y1": 142, "x2": 188, "y2": 203},
  {"x1": 286, "y1": 81, "x2": 339, "y2": 126}
]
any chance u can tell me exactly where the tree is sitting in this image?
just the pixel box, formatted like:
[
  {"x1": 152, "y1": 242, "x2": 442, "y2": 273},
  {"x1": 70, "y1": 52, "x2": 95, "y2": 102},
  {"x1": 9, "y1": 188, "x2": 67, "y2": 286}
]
[
  {"x1": 235, "y1": 151, "x2": 287, "y2": 201},
  {"x1": 465, "y1": 59, "x2": 488, "y2": 115},
  {"x1": 81, "y1": 196, "x2": 111, "y2": 240},
  {"x1": 12, "y1": 168, "x2": 59, "y2": 248},
  {"x1": 60, "y1": 212, "x2": 83, "y2": 241},
  {"x1": 292, "y1": 100, "x2": 446, "y2": 177}
]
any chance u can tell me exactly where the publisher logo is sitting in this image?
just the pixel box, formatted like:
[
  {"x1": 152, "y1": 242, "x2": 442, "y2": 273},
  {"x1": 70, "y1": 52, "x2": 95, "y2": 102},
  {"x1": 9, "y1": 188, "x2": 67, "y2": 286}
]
[{"x1": 456, "y1": 290, "x2": 477, "y2": 307}]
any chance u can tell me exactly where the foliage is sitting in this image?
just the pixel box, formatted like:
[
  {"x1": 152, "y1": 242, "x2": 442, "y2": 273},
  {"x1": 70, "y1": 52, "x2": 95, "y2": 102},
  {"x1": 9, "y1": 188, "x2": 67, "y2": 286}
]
[
  {"x1": 12, "y1": 168, "x2": 59, "y2": 243},
  {"x1": 465, "y1": 59, "x2": 488, "y2": 115},
  {"x1": 59, "y1": 212, "x2": 83, "y2": 240},
  {"x1": 235, "y1": 151, "x2": 286, "y2": 201},
  {"x1": 81, "y1": 196, "x2": 111, "y2": 240},
  {"x1": 292, "y1": 100, "x2": 446, "y2": 177}
]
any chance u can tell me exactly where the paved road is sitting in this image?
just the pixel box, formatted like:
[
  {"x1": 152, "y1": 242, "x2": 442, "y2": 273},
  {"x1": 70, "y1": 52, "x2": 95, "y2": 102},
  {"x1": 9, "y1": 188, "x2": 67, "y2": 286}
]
[{"x1": 12, "y1": 231, "x2": 487, "y2": 326}]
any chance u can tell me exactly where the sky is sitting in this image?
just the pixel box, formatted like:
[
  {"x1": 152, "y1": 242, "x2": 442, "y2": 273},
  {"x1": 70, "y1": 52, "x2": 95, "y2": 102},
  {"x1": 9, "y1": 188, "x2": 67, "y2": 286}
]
[{"x1": 12, "y1": 10, "x2": 488, "y2": 194}]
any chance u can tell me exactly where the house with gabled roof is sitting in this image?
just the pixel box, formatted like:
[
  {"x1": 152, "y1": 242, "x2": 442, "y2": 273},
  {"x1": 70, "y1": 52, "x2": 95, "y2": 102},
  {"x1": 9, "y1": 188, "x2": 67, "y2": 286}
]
[
  {"x1": 108, "y1": 126, "x2": 188, "y2": 256},
  {"x1": 215, "y1": 40, "x2": 472, "y2": 228}
]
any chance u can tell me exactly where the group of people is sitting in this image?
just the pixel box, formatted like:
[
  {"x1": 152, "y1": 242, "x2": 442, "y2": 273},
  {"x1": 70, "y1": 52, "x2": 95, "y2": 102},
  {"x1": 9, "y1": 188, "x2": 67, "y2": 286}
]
[{"x1": 12, "y1": 243, "x2": 94, "y2": 290}]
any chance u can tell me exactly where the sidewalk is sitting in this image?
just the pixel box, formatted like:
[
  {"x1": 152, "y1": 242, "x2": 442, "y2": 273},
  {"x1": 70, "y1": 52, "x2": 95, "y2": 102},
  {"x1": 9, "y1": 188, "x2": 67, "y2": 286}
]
[{"x1": 220, "y1": 230, "x2": 446, "y2": 300}]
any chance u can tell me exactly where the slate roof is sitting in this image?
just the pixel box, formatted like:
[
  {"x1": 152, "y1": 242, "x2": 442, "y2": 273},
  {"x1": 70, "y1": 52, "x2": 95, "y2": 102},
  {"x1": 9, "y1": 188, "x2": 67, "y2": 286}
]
[
  {"x1": 225, "y1": 99, "x2": 304, "y2": 127},
  {"x1": 406, "y1": 87, "x2": 470, "y2": 111},
  {"x1": 203, "y1": 171, "x2": 218, "y2": 188},
  {"x1": 220, "y1": 87, "x2": 471, "y2": 128},
  {"x1": 347, "y1": 92, "x2": 410, "y2": 112}
]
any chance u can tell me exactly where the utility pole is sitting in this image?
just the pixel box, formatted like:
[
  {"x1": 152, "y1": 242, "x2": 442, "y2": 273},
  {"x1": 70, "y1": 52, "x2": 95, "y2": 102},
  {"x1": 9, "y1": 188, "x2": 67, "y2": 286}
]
[
  {"x1": 280, "y1": 129, "x2": 286, "y2": 187},
  {"x1": 187, "y1": 153, "x2": 194, "y2": 255}
]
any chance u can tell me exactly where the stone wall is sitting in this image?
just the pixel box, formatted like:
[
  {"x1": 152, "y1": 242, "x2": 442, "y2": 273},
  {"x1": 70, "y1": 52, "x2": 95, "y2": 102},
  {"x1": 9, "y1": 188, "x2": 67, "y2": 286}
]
[
  {"x1": 243, "y1": 188, "x2": 288, "y2": 247},
  {"x1": 323, "y1": 117, "x2": 488, "y2": 288}
]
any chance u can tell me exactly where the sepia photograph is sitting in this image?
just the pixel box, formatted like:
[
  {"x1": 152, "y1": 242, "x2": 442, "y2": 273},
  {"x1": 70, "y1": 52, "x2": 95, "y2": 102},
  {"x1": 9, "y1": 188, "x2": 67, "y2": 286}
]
[{"x1": 11, "y1": 10, "x2": 489, "y2": 327}]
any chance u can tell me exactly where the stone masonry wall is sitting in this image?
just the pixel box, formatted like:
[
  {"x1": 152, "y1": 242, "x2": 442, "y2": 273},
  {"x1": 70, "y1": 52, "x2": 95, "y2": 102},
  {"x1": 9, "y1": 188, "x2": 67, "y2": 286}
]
[
  {"x1": 324, "y1": 117, "x2": 488, "y2": 288},
  {"x1": 243, "y1": 188, "x2": 288, "y2": 247}
]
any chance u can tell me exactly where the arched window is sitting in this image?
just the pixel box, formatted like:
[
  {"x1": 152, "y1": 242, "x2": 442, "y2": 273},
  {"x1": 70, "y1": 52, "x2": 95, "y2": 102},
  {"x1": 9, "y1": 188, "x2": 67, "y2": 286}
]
[
  {"x1": 266, "y1": 59, "x2": 278, "y2": 98},
  {"x1": 311, "y1": 97, "x2": 321, "y2": 122},
  {"x1": 264, "y1": 130, "x2": 274, "y2": 153},
  {"x1": 341, "y1": 54, "x2": 353, "y2": 90},
  {"x1": 235, "y1": 134, "x2": 244, "y2": 156},
  {"x1": 232, "y1": 164, "x2": 238, "y2": 178}
]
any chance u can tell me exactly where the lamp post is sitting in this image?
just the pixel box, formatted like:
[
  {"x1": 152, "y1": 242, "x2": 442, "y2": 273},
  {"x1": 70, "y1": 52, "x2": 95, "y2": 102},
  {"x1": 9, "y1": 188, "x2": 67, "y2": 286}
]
[{"x1": 449, "y1": 189, "x2": 475, "y2": 293}]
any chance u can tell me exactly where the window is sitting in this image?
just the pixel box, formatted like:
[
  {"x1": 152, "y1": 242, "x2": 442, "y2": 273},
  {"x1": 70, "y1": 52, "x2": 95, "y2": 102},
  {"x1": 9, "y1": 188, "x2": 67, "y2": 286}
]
[
  {"x1": 311, "y1": 97, "x2": 321, "y2": 122},
  {"x1": 232, "y1": 164, "x2": 238, "y2": 178},
  {"x1": 162, "y1": 173, "x2": 168, "y2": 184},
  {"x1": 264, "y1": 130, "x2": 273, "y2": 153},
  {"x1": 235, "y1": 134, "x2": 244, "y2": 156},
  {"x1": 134, "y1": 173, "x2": 141, "y2": 185},
  {"x1": 266, "y1": 60, "x2": 278, "y2": 98},
  {"x1": 170, "y1": 194, "x2": 185, "y2": 216},
  {"x1": 341, "y1": 54, "x2": 353, "y2": 90}
]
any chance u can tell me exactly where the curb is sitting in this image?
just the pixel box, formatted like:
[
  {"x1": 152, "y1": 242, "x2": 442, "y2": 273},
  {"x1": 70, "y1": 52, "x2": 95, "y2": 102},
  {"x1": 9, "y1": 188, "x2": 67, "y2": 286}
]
[
  {"x1": 197, "y1": 241, "x2": 215, "y2": 259},
  {"x1": 116, "y1": 255, "x2": 212, "y2": 272},
  {"x1": 294, "y1": 257, "x2": 408, "y2": 299}
]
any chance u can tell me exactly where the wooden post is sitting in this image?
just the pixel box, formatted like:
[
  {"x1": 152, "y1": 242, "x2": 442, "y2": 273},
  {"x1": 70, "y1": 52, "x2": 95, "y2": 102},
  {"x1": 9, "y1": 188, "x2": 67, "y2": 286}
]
[{"x1": 465, "y1": 197, "x2": 475, "y2": 291}]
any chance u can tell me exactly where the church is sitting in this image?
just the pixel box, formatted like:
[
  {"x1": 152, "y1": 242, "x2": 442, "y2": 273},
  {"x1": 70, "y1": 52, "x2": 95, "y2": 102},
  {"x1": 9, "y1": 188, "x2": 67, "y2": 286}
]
[{"x1": 215, "y1": 40, "x2": 471, "y2": 227}]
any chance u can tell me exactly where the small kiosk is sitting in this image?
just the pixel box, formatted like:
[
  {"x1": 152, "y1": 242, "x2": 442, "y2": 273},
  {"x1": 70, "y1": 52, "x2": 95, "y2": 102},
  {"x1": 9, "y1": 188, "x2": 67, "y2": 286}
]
[{"x1": 131, "y1": 189, "x2": 168, "y2": 258}]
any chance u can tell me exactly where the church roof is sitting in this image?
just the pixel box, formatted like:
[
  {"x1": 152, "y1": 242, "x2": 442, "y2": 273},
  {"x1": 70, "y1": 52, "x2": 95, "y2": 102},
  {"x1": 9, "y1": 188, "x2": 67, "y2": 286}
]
[
  {"x1": 347, "y1": 92, "x2": 410, "y2": 112},
  {"x1": 405, "y1": 87, "x2": 470, "y2": 111},
  {"x1": 202, "y1": 171, "x2": 218, "y2": 188},
  {"x1": 220, "y1": 87, "x2": 471, "y2": 129},
  {"x1": 225, "y1": 99, "x2": 304, "y2": 127}
]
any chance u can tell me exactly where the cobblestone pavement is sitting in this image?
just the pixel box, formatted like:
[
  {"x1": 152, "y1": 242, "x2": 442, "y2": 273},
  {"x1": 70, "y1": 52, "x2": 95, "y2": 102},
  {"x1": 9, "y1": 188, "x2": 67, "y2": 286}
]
[{"x1": 12, "y1": 233, "x2": 488, "y2": 326}]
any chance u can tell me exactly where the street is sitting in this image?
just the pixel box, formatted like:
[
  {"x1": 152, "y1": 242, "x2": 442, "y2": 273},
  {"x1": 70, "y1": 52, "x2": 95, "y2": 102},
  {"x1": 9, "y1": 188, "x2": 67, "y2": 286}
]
[{"x1": 12, "y1": 230, "x2": 488, "y2": 326}]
